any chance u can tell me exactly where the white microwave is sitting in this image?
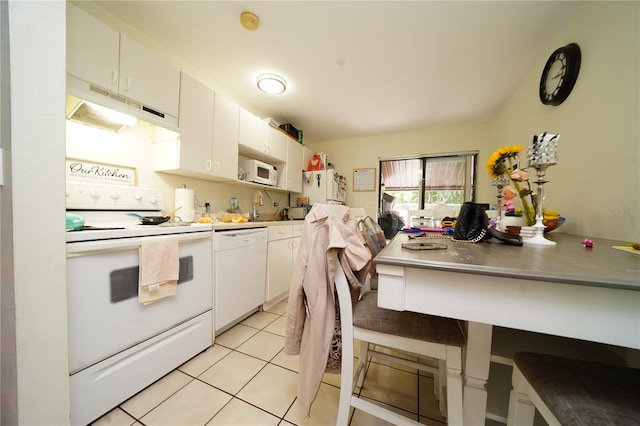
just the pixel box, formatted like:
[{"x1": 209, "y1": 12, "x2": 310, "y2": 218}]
[{"x1": 239, "y1": 159, "x2": 278, "y2": 186}]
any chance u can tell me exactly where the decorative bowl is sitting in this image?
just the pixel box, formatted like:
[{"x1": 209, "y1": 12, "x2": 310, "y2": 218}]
[{"x1": 543, "y1": 216, "x2": 566, "y2": 233}]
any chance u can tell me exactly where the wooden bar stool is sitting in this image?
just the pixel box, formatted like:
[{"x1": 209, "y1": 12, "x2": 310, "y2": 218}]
[{"x1": 507, "y1": 352, "x2": 640, "y2": 426}]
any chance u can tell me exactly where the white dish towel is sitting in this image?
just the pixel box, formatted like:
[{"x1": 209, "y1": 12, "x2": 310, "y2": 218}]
[{"x1": 139, "y1": 236, "x2": 179, "y2": 305}]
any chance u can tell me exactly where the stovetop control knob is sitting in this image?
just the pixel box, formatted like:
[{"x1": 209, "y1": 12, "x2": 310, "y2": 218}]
[
  {"x1": 133, "y1": 192, "x2": 142, "y2": 201},
  {"x1": 90, "y1": 189, "x2": 101, "y2": 199},
  {"x1": 149, "y1": 196, "x2": 158, "y2": 205}
]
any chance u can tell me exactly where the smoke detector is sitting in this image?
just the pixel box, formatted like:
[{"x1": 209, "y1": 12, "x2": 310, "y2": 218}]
[{"x1": 240, "y1": 11, "x2": 259, "y2": 31}]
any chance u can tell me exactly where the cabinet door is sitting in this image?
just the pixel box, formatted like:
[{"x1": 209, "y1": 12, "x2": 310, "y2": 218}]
[
  {"x1": 291, "y1": 223, "x2": 303, "y2": 265},
  {"x1": 238, "y1": 108, "x2": 267, "y2": 155},
  {"x1": 66, "y1": 4, "x2": 119, "y2": 91},
  {"x1": 267, "y1": 237, "x2": 293, "y2": 302},
  {"x1": 119, "y1": 35, "x2": 180, "y2": 117},
  {"x1": 285, "y1": 139, "x2": 304, "y2": 193},
  {"x1": 266, "y1": 127, "x2": 288, "y2": 162},
  {"x1": 178, "y1": 73, "x2": 214, "y2": 175},
  {"x1": 211, "y1": 93, "x2": 239, "y2": 180},
  {"x1": 291, "y1": 236, "x2": 301, "y2": 267}
]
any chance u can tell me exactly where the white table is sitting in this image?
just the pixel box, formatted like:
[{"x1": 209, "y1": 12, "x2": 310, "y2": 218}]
[{"x1": 375, "y1": 232, "x2": 640, "y2": 425}]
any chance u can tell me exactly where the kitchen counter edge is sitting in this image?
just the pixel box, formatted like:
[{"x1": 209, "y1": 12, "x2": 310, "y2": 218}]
[{"x1": 211, "y1": 220, "x2": 301, "y2": 231}]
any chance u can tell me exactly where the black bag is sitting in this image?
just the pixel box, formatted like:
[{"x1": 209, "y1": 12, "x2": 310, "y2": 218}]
[
  {"x1": 452, "y1": 202, "x2": 523, "y2": 246},
  {"x1": 452, "y1": 202, "x2": 490, "y2": 243}
]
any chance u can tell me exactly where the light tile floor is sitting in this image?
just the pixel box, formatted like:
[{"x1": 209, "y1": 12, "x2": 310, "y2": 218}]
[{"x1": 93, "y1": 301, "x2": 447, "y2": 426}]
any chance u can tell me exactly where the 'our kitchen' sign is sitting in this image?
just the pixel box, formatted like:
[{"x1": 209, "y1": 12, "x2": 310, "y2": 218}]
[{"x1": 66, "y1": 159, "x2": 136, "y2": 185}]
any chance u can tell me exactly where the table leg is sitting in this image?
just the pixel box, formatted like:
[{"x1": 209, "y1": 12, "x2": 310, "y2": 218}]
[{"x1": 463, "y1": 321, "x2": 492, "y2": 425}]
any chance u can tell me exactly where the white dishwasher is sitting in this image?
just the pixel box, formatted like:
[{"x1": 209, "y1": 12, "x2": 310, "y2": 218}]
[{"x1": 214, "y1": 228, "x2": 268, "y2": 334}]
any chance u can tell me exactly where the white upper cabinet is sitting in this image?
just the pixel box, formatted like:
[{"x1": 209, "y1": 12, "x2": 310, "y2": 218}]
[
  {"x1": 266, "y1": 126, "x2": 288, "y2": 163},
  {"x1": 238, "y1": 107, "x2": 290, "y2": 168},
  {"x1": 285, "y1": 139, "x2": 304, "y2": 193},
  {"x1": 66, "y1": 4, "x2": 180, "y2": 118},
  {"x1": 118, "y1": 35, "x2": 180, "y2": 117},
  {"x1": 211, "y1": 93, "x2": 239, "y2": 180},
  {"x1": 238, "y1": 108, "x2": 268, "y2": 156},
  {"x1": 67, "y1": 4, "x2": 119, "y2": 92},
  {"x1": 154, "y1": 73, "x2": 237, "y2": 181},
  {"x1": 175, "y1": 73, "x2": 215, "y2": 175}
]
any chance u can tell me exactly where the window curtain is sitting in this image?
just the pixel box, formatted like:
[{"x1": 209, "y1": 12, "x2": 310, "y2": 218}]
[
  {"x1": 381, "y1": 159, "x2": 421, "y2": 190},
  {"x1": 424, "y1": 156, "x2": 465, "y2": 190},
  {"x1": 381, "y1": 156, "x2": 466, "y2": 191}
]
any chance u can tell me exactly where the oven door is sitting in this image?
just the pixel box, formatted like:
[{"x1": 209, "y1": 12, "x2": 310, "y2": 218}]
[{"x1": 66, "y1": 231, "x2": 212, "y2": 373}]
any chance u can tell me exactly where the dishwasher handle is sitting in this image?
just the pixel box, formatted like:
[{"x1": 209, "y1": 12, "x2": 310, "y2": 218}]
[
  {"x1": 215, "y1": 229, "x2": 266, "y2": 238},
  {"x1": 214, "y1": 228, "x2": 268, "y2": 250}
]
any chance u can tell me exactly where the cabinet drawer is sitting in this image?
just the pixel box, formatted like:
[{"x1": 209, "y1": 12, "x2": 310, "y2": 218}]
[{"x1": 268, "y1": 225, "x2": 293, "y2": 241}]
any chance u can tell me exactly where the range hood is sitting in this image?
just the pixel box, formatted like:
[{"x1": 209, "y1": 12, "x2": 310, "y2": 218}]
[
  {"x1": 66, "y1": 75, "x2": 180, "y2": 133},
  {"x1": 67, "y1": 98, "x2": 138, "y2": 133}
]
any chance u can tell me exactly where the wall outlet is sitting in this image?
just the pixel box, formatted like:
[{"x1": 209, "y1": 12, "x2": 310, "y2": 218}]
[{"x1": 273, "y1": 202, "x2": 279, "y2": 207}]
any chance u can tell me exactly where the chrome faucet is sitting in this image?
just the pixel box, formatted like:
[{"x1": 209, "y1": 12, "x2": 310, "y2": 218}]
[{"x1": 252, "y1": 191, "x2": 264, "y2": 221}]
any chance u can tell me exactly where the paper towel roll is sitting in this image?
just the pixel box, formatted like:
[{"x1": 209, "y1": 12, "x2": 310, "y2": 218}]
[{"x1": 174, "y1": 188, "x2": 195, "y2": 222}]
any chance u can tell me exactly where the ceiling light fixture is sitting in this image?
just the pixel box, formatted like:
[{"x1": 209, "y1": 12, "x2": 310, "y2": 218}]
[{"x1": 257, "y1": 73, "x2": 287, "y2": 95}]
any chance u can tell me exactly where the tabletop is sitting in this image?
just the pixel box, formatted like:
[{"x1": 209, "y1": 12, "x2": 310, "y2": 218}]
[{"x1": 375, "y1": 232, "x2": 640, "y2": 291}]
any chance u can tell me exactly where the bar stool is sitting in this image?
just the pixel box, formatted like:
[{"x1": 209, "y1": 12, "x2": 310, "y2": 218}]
[{"x1": 507, "y1": 352, "x2": 640, "y2": 426}]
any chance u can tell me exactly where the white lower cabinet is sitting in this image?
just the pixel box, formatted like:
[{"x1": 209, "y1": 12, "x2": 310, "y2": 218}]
[{"x1": 265, "y1": 223, "x2": 303, "y2": 307}]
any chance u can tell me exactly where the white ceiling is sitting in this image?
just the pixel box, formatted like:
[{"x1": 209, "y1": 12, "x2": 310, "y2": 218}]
[{"x1": 92, "y1": 1, "x2": 582, "y2": 143}]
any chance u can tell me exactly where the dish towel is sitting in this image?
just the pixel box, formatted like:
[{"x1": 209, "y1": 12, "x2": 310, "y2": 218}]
[{"x1": 138, "y1": 236, "x2": 179, "y2": 305}]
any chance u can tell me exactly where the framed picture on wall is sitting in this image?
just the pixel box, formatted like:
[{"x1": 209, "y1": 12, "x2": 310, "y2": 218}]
[{"x1": 65, "y1": 158, "x2": 137, "y2": 186}]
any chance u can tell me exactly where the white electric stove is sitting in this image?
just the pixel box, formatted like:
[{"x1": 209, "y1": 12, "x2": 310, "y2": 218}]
[{"x1": 65, "y1": 181, "x2": 213, "y2": 425}]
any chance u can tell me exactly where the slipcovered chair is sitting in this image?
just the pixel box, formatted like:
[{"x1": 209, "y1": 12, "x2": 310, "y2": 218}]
[
  {"x1": 507, "y1": 352, "x2": 640, "y2": 426},
  {"x1": 334, "y1": 255, "x2": 465, "y2": 425}
]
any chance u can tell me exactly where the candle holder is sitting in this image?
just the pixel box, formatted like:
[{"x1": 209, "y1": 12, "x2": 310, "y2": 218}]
[
  {"x1": 523, "y1": 132, "x2": 558, "y2": 246},
  {"x1": 524, "y1": 165, "x2": 556, "y2": 245}
]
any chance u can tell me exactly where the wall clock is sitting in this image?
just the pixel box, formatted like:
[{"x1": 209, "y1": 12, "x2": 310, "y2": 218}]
[{"x1": 539, "y1": 43, "x2": 581, "y2": 106}]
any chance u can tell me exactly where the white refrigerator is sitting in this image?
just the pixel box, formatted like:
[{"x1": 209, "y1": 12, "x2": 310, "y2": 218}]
[{"x1": 302, "y1": 169, "x2": 347, "y2": 205}]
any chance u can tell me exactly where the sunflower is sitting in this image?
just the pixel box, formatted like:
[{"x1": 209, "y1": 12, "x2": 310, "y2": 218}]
[
  {"x1": 486, "y1": 144, "x2": 537, "y2": 225},
  {"x1": 485, "y1": 145, "x2": 524, "y2": 178}
]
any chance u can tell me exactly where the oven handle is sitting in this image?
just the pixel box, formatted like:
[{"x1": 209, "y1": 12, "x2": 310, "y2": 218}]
[{"x1": 66, "y1": 231, "x2": 212, "y2": 257}]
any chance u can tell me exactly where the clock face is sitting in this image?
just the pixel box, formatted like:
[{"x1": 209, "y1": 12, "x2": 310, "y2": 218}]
[
  {"x1": 539, "y1": 43, "x2": 581, "y2": 106},
  {"x1": 543, "y1": 52, "x2": 566, "y2": 100}
]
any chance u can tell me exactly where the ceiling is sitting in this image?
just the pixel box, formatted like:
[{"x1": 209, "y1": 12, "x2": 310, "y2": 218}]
[{"x1": 92, "y1": 1, "x2": 582, "y2": 143}]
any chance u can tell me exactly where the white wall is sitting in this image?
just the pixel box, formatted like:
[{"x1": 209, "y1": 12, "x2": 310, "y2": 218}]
[
  {"x1": 309, "y1": 1, "x2": 639, "y2": 241},
  {"x1": 490, "y1": 1, "x2": 639, "y2": 241},
  {"x1": 65, "y1": 121, "x2": 290, "y2": 220},
  {"x1": 308, "y1": 123, "x2": 490, "y2": 219},
  {"x1": 7, "y1": 1, "x2": 70, "y2": 424}
]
